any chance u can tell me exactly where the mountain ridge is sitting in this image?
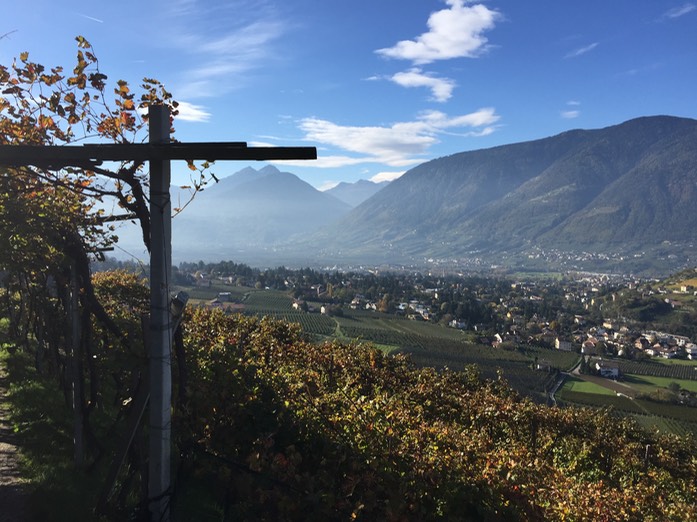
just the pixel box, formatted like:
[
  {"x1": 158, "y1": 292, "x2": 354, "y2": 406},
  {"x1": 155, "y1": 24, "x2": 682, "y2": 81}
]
[
  {"x1": 115, "y1": 115, "x2": 697, "y2": 274},
  {"x1": 303, "y1": 115, "x2": 697, "y2": 272}
]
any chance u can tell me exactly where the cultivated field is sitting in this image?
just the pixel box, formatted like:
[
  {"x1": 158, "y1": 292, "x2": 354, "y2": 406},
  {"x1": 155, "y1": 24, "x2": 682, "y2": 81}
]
[{"x1": 181, "y1": 283, "x2": 697, "y2": 436}]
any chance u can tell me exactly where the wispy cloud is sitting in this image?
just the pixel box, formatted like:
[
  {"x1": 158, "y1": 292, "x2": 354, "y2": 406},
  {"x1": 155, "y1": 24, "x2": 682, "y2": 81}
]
[
  {"x1": 376, "y1": 0, "x2": 500, "y2": 65},
  {"x1": 565, "y1": 42, "x2": 598, "y2": 59},
  {"x1": 166, "y1": 2, "x2": 286, "y2": 99},
  {"x1": 77, "y1": 13, "x2": 104, "y2": 23},
  {"x1": 560, "y1": 100, "x2": 581, "y2": 119},
  {"x1": 615, "y1": 62, "x2": 661, "y2": 78},
  {"x1": 370, "y1": 171, "x2": 405, "y2": 183},
  {"x1": 174, "y1": 101, "x2": 211, "y2": 122},
  {"x1": 284, "y1": 107, "x2": 500, "y2": 168},
  {"x1": 389, "y1": 68, "x2": 456, "y2": 102},
  {"x1": 660, "y1": 3, "x2": 696, "y2": 19}
]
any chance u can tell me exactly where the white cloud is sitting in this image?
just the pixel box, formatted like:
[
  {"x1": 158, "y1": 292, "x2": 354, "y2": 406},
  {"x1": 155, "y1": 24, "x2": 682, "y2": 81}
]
[
  {"x1": 565, "y1": 42, "x2": 598, "y2": 59},
  {"x1": 561, "y1": 110, "x2": 580, "y2": 119},
  {"x1": 561, "y1": 101, "x2": 581, "y2": 119},
  {"x1": 292, "y1": 107, "x2": 500, "y2": 168},
  {"x1": 272, "y1": 155, "x2": 380, "y2": 169},
  {"x1": 390, "y1": 68, "x2": 456, "y2": 102},
  {"x1": 376, "y1": 1, "x2": 500, "y2": 65},
  {"x1": 661, "y1": 3, "x2": 696, "y2": 19},
  {"x1": 174, "y1": 101, "x2": 211, "y2": 122},
  {"x1": 370, "y1": 171, "x2": 405, "y2": 183}
]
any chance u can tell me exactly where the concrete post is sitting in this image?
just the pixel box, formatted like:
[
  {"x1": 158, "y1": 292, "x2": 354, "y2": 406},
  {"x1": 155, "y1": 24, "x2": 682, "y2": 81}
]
[{"x1": 147, "y1": 105, "x2": 172, "y2": 522}]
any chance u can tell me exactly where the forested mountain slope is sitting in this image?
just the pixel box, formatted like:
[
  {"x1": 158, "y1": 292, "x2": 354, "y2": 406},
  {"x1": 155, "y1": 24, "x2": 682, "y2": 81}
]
[{"x1": 310, "y1": 116, "x2": 697, "y2": 268}]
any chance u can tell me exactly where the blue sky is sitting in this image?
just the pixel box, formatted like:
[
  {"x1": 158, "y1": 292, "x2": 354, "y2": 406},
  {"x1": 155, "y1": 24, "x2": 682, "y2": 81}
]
[{"x1": 2, "y1": 0, "x2": 696, "y2": 190}]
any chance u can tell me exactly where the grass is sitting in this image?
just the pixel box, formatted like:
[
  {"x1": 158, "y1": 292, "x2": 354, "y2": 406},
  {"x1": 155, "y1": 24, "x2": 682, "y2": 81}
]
[
  {"x1": 623, "y1": 374, "x2": 697, "y2": 393},
  {"x1": 0, "y1": 343, "x2": 108, "y2": 521},
  {"x1": 0, "y1": 316, "x2": 156, "y2": 520},
  {"x1": 561, "y1": 376, "x2": 617, "y2": 396}
]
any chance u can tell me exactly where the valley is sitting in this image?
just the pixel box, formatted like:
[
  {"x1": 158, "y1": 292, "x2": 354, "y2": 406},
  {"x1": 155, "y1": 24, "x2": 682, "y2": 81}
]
[{"x1": 168, "y1": 261, "x2": 697, "y2": 438}]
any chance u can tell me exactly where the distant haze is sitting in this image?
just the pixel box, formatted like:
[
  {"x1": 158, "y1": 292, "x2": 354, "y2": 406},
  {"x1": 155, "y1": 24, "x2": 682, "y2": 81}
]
[{"x1": 113, "y1": 116, "x2": 697, "y2": 276}]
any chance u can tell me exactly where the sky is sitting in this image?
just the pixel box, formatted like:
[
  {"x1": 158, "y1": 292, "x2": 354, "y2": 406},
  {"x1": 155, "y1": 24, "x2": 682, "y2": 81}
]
[{"x1": 2, "y1": 0, "x2": 696, "y2": 190}]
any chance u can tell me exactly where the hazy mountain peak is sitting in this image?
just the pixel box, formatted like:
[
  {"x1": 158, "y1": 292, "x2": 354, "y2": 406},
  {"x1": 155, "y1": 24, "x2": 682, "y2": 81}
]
[
  {"x1": 258, "y1": 164, "x2": 281, "y2": 176},
  {"x1": 326, "y1": 178, "x2": 390, "y2": 207}
]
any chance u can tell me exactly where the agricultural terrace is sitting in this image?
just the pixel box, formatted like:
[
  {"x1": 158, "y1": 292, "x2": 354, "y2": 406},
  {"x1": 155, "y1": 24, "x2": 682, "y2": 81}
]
[
  {"x1": 179, "y1": 282, "x2": 580, "y2": 401},
  {"x1": 557, "y1": 369, "x2": 697, "y2": 437}
]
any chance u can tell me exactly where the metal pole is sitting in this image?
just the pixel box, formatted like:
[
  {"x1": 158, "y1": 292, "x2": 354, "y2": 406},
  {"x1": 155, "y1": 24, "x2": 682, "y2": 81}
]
[{"x1": 148, "y1": 105, "x2": 172, "y2": 521}]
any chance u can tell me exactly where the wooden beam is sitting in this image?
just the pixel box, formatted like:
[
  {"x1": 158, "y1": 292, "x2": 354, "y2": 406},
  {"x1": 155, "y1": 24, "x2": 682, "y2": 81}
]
[{"x1": 0, "y1": 143, "x2": 317, "y2": 167}]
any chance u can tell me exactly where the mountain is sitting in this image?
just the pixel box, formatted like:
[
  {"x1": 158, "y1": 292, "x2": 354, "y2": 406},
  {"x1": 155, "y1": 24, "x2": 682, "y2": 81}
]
[
  {"x1": 169, "y1": 165, "x2": 351, "y2": 261},
  {"x1": 306, "y1": 116, "x2": 697, "y2": 273},
  {"x1": 325, "y1": 179, "x2": 389, "y2": 207}
]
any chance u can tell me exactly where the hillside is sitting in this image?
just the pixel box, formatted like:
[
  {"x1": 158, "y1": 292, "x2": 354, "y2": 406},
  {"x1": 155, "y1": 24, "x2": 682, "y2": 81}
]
[
  {"x1": 308, "y1": 116, "x2": 697, "y2": 273},
  {"x1": 5, "y1": 299, "x2": 697, "y2": 520}
]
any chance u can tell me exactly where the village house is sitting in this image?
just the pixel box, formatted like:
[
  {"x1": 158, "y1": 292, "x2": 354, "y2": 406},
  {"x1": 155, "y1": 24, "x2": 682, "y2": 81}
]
[
  {"x1": 581, "y1": 335, "x2": 599, "y2": 355},
  {"x1": 634, "y1": 337, "x2": 651, "y2": 351},
  {"x1": 449, "y1": 319, "x2": 467, "y2": 329},
  {"x1": 595, "y1": 360, "x2": 620, "y2": 379},
  {"x1": 555, "y1": 338, "x2": 573, "y2": 351},
  {"x1": 685, "y1": 343, "x2": 697, "y2": 360},
  {"x1": 195, "y1": 275, "x2": 212, "y2": 287},
  {"x1": 535, "y1": 359, "x2": 553, "y2": 372}
]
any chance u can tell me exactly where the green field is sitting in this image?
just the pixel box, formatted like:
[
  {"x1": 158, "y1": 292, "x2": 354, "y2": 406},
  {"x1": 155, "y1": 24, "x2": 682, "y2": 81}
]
[
  {"x1": 562, "y1": 376, "x2": 616, "y2": 396},
  {"x1": 623, "y1": 374, "x2": 697, "y2": 393}
]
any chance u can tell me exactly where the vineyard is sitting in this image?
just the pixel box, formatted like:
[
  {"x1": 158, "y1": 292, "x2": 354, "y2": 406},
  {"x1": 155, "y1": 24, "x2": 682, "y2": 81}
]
[
  {"x1": 615, "y1": 359, "x2": 697, "y2": 381},
  {"x1": 629, "y1": 414, "x2": 697, "y2": 438},
  {"x1": 181, "y1": 285, "x2": 582, "y2": 399},
  {"x1": 179, "y1": 283, "x2": 697, "y2": 434},
  {"x1": 242, "y1": 309, "x2": 337, "y2": 337},
  {"x1": 241, "y1": 289, "x2": 294, "y2": 310},
  {"x1": 558, "y1": 390, "x2": 697, "y2": 438}
]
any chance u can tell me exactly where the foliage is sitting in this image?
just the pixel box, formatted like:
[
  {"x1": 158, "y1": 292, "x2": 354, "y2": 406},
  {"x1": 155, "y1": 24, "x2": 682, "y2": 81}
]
[
  {"x1": 172, "y1": 307, "x2": 697, "y2": 521},
  {"x1": 4, "y1": 272, "x2": 697, "y2": 519}
]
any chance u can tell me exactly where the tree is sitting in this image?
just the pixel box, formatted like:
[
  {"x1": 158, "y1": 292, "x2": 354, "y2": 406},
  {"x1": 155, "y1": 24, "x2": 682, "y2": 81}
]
[
  {"x1": 0, "y1": 37, "x2": 211, "y2": 501},
  {"x1": 0, "y1": 36, "x2": 213, "y2": 253}
]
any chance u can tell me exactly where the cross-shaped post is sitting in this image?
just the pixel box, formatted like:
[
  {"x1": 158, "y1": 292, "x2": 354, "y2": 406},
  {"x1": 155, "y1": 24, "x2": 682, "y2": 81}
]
[{"x1": 0, "y1": 105, "x2": 316, "y2": 521}]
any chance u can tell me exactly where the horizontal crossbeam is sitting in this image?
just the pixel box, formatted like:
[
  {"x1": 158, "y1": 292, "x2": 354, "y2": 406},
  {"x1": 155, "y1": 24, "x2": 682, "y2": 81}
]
[{"x1": 0, "y1": 142, "x2": 317, "y2": 167}]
